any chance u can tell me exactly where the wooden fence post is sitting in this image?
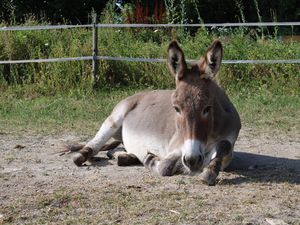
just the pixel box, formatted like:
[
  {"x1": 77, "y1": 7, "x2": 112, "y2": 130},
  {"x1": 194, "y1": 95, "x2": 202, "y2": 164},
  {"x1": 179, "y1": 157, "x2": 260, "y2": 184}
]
[{"x1": 92, "y1": 13, "x2": 98, "y2": 85}]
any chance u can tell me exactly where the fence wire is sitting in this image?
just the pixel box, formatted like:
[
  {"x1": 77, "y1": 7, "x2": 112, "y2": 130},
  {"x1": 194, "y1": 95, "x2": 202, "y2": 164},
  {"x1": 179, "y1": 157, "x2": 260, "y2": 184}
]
[
  {"x1": 1, "y1": 56, "x2": 299, "y2": 65},
  {"x1": 1, "y1": 22, "x2": 300, "y2": 31},
  {"x1": 0, "y1": 22, "x2": 299, "y2": 65}
]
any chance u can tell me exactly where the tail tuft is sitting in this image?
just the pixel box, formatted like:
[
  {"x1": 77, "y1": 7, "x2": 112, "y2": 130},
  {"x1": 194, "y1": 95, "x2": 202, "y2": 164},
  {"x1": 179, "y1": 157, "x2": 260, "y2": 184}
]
[{"x1": 55, "y1": 143, "x2": 85, "y2": 156}]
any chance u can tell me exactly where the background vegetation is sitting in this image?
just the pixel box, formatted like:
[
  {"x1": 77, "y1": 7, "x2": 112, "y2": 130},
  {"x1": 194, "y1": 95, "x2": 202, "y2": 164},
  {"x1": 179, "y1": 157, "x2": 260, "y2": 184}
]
[
  {"x1": 0, "y1": 1, "x2": 299, "y2": 135},
  {"x1": 0, "y1": 18, "x2": 299, "y2": 94}
]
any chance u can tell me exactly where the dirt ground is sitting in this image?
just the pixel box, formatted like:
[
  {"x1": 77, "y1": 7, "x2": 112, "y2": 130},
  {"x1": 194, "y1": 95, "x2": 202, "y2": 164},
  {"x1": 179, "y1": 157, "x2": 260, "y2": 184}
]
[{"x1": 0, "y1": 127, "x2": 299, "y2": 225}]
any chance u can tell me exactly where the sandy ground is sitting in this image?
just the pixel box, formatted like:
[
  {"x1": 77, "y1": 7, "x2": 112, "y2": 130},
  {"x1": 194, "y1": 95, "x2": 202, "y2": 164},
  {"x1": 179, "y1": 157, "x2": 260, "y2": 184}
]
[{"x1": 0, "y1": 127, "x2": 299, "y2": 225}]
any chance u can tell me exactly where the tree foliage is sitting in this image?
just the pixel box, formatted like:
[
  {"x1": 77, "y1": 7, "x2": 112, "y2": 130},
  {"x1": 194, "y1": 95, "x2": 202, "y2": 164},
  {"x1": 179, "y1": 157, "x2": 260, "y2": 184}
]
[
  {"x1": 0, "y1": 0, "x2": 108, "y2": 24},
  {"x1": 0, "y1": 0, "x2": 299, "y2": 26}
]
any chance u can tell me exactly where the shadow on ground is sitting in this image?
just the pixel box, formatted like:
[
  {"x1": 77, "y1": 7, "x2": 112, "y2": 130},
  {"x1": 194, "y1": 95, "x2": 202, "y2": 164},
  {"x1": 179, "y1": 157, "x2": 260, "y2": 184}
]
[
  {"x1": 77, "y1": 150, "x2": 300, "y2": 185},
  {"x1": 224, "y1": 151, "x2": 300, "y2": 185},
  {"x1": 86, "y1": 156, "x2": 113, "y2": 167}
]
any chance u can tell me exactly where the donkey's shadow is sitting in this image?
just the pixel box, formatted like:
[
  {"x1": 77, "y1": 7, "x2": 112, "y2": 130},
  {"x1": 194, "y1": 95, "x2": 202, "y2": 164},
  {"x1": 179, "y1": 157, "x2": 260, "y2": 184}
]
[{"x1": 223, "y1": 151, "x2": 300, "y2": 185}]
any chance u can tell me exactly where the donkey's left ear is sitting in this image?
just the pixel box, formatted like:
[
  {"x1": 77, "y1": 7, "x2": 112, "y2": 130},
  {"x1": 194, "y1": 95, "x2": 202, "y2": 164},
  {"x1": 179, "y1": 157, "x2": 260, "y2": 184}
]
[{"x1": 198, "y1": 40, "x2": 223, "y2": 79}]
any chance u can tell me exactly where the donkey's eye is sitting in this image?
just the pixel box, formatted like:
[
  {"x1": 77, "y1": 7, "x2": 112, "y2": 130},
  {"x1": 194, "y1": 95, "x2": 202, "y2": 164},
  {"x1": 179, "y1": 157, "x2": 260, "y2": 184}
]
[
  {"x1": 202, "y1": 106, "x2": 212, "y2": 116},
  {"x1": 174, "y1": 106, "x2": 181, "y2": 114}
]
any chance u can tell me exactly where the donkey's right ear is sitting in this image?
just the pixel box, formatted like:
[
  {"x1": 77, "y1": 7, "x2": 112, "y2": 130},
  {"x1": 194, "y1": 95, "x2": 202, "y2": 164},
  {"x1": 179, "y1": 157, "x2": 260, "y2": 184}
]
[
  {"x1": 167, "y1": 40, "x2": 187, "y2": 80},
  {"x1": 198, "y1": 40, "x2": 223, "y2": 79}
]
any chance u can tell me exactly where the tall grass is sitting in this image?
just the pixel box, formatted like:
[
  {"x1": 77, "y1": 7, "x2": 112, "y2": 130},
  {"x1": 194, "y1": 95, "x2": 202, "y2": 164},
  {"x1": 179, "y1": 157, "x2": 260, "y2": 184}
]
[{"x1": 0, "y1": 17, "x2": 299, "y2": 97}]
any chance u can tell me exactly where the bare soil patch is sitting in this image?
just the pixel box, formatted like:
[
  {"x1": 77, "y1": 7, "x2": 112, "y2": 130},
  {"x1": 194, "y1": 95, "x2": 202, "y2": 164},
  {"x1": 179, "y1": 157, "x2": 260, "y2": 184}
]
[{"x1": 0, "y1": 128, "x2": 299, "y2": 225}]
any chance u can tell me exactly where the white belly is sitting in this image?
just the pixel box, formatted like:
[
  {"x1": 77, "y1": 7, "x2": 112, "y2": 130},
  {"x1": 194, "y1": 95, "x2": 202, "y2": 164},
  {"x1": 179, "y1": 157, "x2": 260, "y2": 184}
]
[{"x1": 122, "y1": 124, "x2": 170, "y2": 162}]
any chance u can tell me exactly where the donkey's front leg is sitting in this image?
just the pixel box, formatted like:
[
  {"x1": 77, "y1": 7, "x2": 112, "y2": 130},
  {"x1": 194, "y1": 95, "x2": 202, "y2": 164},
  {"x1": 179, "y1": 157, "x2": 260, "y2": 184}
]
[
  {"x1": 143, "y1": 151, "x2": 181, "y2": 176},
  {"x1": 200, "y1": 140, "x2": 232, "y2": 185}
]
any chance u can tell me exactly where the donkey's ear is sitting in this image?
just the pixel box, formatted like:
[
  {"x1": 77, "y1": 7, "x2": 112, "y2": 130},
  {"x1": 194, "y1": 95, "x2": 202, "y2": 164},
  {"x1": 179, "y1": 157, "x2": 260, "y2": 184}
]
[
  {"x1": 198, "y1": 40, "x2": 223, "y2": 79},
  {"x1": 167, "y1": 40, "x2": 187, "y2": 80}
]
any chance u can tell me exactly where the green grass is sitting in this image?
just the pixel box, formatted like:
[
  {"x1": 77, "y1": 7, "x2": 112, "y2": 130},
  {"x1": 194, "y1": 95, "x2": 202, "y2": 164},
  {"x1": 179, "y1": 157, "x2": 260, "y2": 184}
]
[
  {"x1": 0, "y1": 87, "x2": 144, "y2": 135},
  {"x1": 0, "y1": 85, "x2": 299, "y2": 136},
  {"x1": 233, "y1": 91, "x2": 299, "y2": 134}
]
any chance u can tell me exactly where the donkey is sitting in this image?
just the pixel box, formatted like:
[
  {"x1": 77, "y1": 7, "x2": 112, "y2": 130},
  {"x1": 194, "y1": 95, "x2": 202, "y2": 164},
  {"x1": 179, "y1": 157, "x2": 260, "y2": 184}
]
[{"x1": 72, "y1": 40, "x2": 241, "y2": 185}]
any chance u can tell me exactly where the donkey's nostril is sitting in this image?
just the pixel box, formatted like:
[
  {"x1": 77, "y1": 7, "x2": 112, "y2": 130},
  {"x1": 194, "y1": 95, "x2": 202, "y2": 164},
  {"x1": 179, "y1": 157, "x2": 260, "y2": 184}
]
[
  {"x1": 183, "y1": 154, "x2": 204, "y2": 171},
  {"x1": 183, "y1": 155, "x2": 197, "y2": 169},
  {"x1": 198, "y1": 155, "x2": 203, "y2": 164}
]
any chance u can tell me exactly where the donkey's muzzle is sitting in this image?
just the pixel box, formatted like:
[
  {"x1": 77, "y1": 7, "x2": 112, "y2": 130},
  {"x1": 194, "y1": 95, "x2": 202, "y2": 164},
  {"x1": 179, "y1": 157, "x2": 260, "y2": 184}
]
[{"x1": 183, "y1": 154, "x2": 203, "y2": 171}]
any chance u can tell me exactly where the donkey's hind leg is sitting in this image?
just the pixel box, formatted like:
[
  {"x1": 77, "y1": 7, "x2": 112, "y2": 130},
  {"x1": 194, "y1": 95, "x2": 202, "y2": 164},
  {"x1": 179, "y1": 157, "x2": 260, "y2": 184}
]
[
  {"x1": 73, "y1": 99, "x2": 136, "y2": 166},
  {"x1": 106, "y1": 147, "x2": 140, "y2": 166},
  {"x1": 116, "y1": 152, "x2": 140, "y2": 166}
]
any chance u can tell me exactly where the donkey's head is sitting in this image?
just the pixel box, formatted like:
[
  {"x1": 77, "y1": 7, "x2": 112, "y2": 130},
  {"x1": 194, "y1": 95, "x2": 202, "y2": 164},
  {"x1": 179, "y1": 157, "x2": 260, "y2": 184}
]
[{"x1": 167, "y1": 40, "x2": 223, "y2": 173}]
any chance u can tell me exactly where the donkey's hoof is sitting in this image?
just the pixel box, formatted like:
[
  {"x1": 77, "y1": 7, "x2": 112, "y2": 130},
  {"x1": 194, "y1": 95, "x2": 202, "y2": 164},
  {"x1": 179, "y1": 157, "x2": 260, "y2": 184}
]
[
  {"x1": 200, "y1": 168, "x2": 218, "y2": 186},
  {"x1": 73, "y1": 153, "x2": 87, "y2": 166},
  {"x1": 73, "y1": 147, "x2": 93, "y2": 166}
]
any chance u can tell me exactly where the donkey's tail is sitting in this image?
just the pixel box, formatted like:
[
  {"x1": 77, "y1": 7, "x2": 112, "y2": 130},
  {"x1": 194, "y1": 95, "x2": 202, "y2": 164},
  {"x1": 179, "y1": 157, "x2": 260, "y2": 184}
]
[
  {"x1": 54, "y1": 143, "x2": 85, "y2": 156},
  {"x1": 55, "y1": 139, "x2": 122, "y2": 156}
]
